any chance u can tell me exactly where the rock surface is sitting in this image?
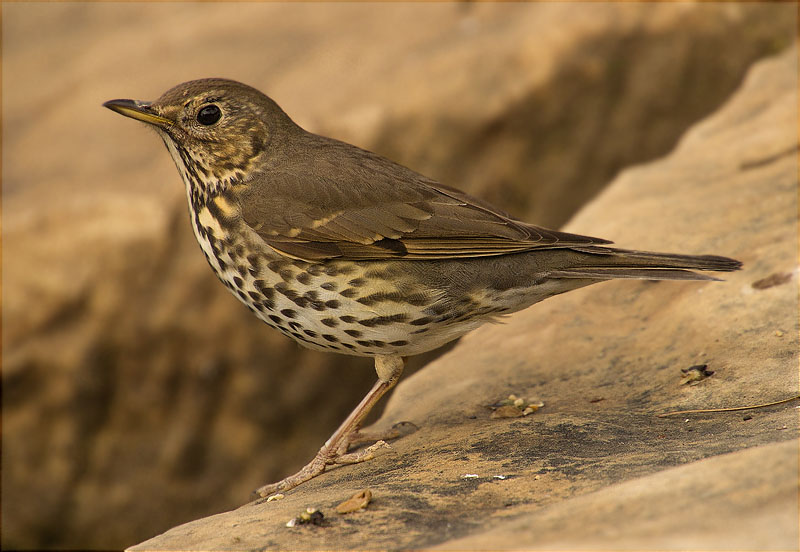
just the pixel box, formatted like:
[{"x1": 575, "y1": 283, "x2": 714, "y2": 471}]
[
  {"x1": 128, "y1": 45, "x2": 799, "y2": 551},
  {"x1": 2, "y1": 3, "x2": 797, "y2": 549}
]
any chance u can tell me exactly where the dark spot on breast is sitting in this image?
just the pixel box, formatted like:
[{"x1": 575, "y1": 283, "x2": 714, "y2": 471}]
[
  {"x1": 344, "y1": 329, "x2": 362, "y2": 338},
  {"x1": 296, "y1": 272, "x2": 311, "y2": 285},
  {"x1": 340, "y1": 315, "x2": 356, "y2": 323},
  {"x1": 348, "y1": 278, "x2": 366, "y2": 287},
  {"x1": 325, "y1": 300, "x2": 340, "y2": 309},
  {"x1": 275, "y1": 283, "x2": 298, "y2": 300},
  {"x1": 290, "y1": 331, "x2": 310, "y2": 343},
  {"x1": 410, "y1": 316, "x2": 433, "y2": 326},
  {"x1": 279, "y1": 269, "x2": 294, "y2": 282},
  {"x1": 341, "y1": 343, "x2": 356, "y2": 350},
  {"x1": 255, "y1": 282, "x2": 275, "y2": 299},
  {"x1": 356, "y1": 291, "x2": 404, "y2": 306},
  {"x1": 389, "y1": 340, "x2": 409, "y2": 346},
  {"x1": 288, "y1": 321, "x2": 302, "y2": 331},
  {"x1": 303, "y1": 329, "x2": 318, "y2": 338},
  {"x1": 236, "y1": 290, "x2": 248, "y2": 301},
  {"x1": 411, "y1": 327, "x2": 429, "y2": 334},
  {"x1": 280, "y1": 309, "x2": 297, "y2": 319},
  {"x1": 292, "y1": 296, "x2": 309, "y2": 308},
  {"x1": 268, "y1": 315, "x2": 284, "y2": 325},
  {"x1": 321, "y1": 282, "x2": 337, "y2": 291},
  {"x1": 321, "y1": 318, "x2": 338, "y2": 327},
  {"x1": 322, "y1": 334, "x2": 339, "y2": 343},
  {"x1": 233, "y1": 276, "x2": 244, "y2": 288},
  {"x1": 358, "y1": 314, "x2": 409, "y2": 327},
  {"x1": 237, "y1": 265, "x2": 248, "y2": 277},
  {"x1": 307, "y1": 264, "x2": 324, "y2": 276},
  {"x1": 428, "y1": 303, "x2": 449, "y2": 315},
  {"x1": 340, "y1": 288, "x2": 358, "y2": 298},
  {"x1": 248, "y1": 291, "x2": 261, "y2": 301}
]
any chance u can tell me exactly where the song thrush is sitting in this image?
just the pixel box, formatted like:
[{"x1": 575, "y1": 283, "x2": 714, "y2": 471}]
[{"x1": 104, "y1": 78, "x2": 741, "y2": 498}]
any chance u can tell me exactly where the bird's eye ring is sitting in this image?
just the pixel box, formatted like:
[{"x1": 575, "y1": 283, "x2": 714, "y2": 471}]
[{"x1": 197, "y1": 104, "x2": 221, "y2": 126}]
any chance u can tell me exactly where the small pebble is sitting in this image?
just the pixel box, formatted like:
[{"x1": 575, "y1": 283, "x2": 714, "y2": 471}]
[
  {"x1": 681, "y1": 364, "x2": 714, "y2": 385},
  {"x1": 335, "y1": 489, "x2": 372, "y2": 514},
  {"x1": 491, "y1": 405, "x2": 523, "y2": 419},
  {"x1": 286, "y1": 507, "x2": 324, "y2": 527}
]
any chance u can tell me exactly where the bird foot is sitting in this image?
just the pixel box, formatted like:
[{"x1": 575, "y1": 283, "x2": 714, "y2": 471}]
[
  {"x1": 252, "y1": 423, "x2": 413, "y2": 501},
  {"x1": 334, "y1": 439, "x2": 392, "y2": 465},
  {"x1": 252, "y1": 450, "x2": 329, "y2": 501},
  {"x1": 252, "y1": 359, "x2": 408, "y2": 502}
]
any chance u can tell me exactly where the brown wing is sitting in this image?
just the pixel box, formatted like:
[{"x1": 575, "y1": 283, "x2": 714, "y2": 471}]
[{"x1": 235, "y1": 134, "x2": 610, "y2": 261}]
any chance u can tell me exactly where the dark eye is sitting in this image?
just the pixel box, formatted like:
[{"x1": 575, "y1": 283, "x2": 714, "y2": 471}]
[{"x1": 197, "y1": 104, "x2": 221, "y2": 125}]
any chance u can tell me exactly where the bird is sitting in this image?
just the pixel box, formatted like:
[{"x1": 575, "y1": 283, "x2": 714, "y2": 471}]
[{"x1": 103, "y1": 78, "x2": 741, "y2": 498}]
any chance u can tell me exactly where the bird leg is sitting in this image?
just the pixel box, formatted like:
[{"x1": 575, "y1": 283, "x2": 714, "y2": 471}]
[{"x1": 253, "y1": 354, "x2": 405, "y2": 499}]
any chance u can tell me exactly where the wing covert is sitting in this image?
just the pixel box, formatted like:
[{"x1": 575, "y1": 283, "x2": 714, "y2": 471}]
[{"x1": 235, "y1": 134, "x2": 610, "y2": 261}]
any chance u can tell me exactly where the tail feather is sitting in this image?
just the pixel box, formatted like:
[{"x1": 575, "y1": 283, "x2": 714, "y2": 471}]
[{"x1": 554, "y1": 247, "x2": 742, "y2": 281}]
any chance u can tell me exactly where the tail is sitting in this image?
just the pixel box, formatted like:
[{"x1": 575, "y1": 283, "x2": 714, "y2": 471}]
[{"x1": 548, "y1": 247, "x2": 742, "y2": 282}]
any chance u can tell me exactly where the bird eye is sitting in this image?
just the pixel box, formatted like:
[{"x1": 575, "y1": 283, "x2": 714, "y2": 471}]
[{"x1": 197, "y1": 104, "x2": 221, "y2": 126}]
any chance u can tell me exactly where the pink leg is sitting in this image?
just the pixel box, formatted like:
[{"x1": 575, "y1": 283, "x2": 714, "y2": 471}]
[{"x1": 254, "y1": 354, "x2": 405, "y2": 499}]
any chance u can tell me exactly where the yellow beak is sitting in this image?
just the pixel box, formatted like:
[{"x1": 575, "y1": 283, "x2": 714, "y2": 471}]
[{"x1": 103, "y1": 99, "x2": 172, "y2": 127}]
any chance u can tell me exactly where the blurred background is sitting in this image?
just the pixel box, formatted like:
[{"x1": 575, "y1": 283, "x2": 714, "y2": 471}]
[{"x1": 2, "y1": 2, "x2": 795, "y2": 549}]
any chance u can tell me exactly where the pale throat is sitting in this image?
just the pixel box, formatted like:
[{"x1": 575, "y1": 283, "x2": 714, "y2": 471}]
[{"x1": 158, "y1": 132, "x2": 244, "y2": 213}]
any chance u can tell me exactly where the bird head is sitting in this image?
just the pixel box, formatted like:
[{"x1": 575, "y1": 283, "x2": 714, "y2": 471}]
[{"x1": 104, "y1": 78, "x2": 295, "y2": 202}]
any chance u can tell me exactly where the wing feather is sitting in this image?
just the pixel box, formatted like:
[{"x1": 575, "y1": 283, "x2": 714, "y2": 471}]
[{"x1": 235, "y1": 132, "x2": 609, "y2": 261}]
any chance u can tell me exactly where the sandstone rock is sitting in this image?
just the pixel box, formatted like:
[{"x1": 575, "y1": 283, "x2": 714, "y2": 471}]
[
  {"x1": 128, "y1": 44, "x2": 799, "y2": 551},
  {"x1": 2, "y1": 3, "x2": 796, "y2": 549}
]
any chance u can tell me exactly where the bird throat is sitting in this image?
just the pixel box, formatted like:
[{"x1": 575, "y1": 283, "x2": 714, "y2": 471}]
[{"x1": 158, "y1": 131, "x2": 244, "y2": 213}]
